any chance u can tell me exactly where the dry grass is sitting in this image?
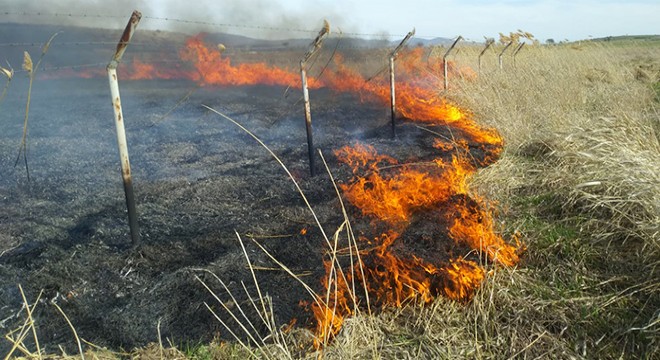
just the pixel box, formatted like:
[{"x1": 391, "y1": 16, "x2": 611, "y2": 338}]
[
  {"x1": 444, "y1": 41, "x2": 658, "y2": 358},
  {"x1": 456, "y1": 41, "x2": 659, "y2": 267},
  {"x1": 203, "y1": 42, "x2": 659, "y2": 359},
  {"x1": 13, "y1": 32, "x2": 59, "y2": 181},
  {"x1": 4, "y1": 41, "x2": 659, "y2": 359},
  {"x1": 303, "y1": 41, "x2": 660, "y2": 359}
]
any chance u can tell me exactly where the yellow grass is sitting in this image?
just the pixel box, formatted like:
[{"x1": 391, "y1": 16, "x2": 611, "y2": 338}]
[
  {"x1": 319, "y1": 41, "x2": 660, "y2": 359},
  {"x1": 4, "y1": 41, "x2": 658, "y2": 359}
]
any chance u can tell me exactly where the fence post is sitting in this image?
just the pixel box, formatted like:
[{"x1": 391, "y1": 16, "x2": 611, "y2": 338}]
[
  {"x1": 498, "y1": 41, "x2": 513, "y2": 70},
  {"x1": 107, "y1": 10, "x2": 141, "y2": 246},
  {"x1": 512, "y1": 42, "x2": 525, "y2": 67},
  {"x1": 478, "y1": 39, "x2": 494, "y2": 74},
  {"x1": 389, "y1": 28, "x2": 415, "y2": 139},
  {"x1": 389, "y1": 55, "x2": 396, "y2": 137},
  {"x1": 300, "y1": 20, "x2": 330, "y2": 177},
  {"x1": 443, "y1": 36, "x2": 462, "y2": 90}
]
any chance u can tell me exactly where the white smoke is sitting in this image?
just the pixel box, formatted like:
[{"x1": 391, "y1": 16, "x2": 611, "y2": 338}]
[{"x1": 2, "y1": 0, "x2": 354, "y2": 39}]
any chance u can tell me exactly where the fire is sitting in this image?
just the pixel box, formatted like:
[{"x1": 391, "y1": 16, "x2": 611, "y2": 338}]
[
  {"x1": 321, "y1": 49, "x2": 503, "y2": 150},
  {"x1": 136, "y1": 36, "x2": 517, "y2": 346},
  {"x1": 311, "y1": 46, "x2": 519, "y2": 346},
  {"x1": 317, "y1": 142, "x2": 518, "y2": 344},
  {"x1": 440, "y1": 258, "x2": 486, "y2": 301},
  {"x1": 335, "y1": 145, "x2": 467, "y2": 225},
  {"x1": 121, "y1": 59, "x2": 193, "y2": 80},
  {"x1": 37, "y1": 34, "x2": 519, "y2": 346},
  {"x1": 307, "y1": 259, "x2": 354, "y2": 347},
  {"x1": 447, "y1": 195, "x2": 520, "y2": 267},
  {"x1": 179, "y1": 35, "x2": 307, "y2": 87},
  {"x1": 353, "y1": 233, "x2": 487, "y2": 307}
]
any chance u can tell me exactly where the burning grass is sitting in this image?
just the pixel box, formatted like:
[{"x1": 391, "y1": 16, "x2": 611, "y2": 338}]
[
  {"x1": 440, "y1": 41, "x2": 659, "y2": 358},
  {"x1": 200, "y1": 39, "x2": 659, "y2": 359},
  {"x1": 255, "y1": 40, "x2": 658, "y2": 360},
  {"x1": 169, "y1": 36, "x2": 521, "y2": 346},
  {"x1": 2, "y1": 34, "x2": 658, "y2": 359}
]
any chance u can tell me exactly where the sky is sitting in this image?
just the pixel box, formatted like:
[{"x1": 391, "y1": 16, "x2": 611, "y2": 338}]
[{"x1": 2, "y1": 0, "x2": 659, "y2": 42}]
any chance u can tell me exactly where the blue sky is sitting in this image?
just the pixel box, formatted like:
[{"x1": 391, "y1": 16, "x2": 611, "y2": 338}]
[
  {"x1": 271, "y1": 0, "x2": 660, "y2": 41},
  {"x1": 5, "y1": 0, "x2": 660, "y2": 41}
]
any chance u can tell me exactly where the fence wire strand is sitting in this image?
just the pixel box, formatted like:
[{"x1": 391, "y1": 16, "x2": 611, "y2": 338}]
[
  {"x1": 0, "y1": 11, "x2": 472, "y2": 79},
  {"x1": 1, "y1": 11, "x2": 446, "y2": 39}
]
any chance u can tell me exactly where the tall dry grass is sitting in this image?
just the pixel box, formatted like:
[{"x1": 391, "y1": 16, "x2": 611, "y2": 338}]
[
  {"x1": 316, "y1": 42, "x2": 660, "y2": 359},
  {"x1": 457, "y1": 42, "x2": 659, "y2": 263}
]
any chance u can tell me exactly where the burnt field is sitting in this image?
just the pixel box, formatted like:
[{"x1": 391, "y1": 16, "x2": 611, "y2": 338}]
[
  {"x1": 0, "y1": 76, "x2": 489, "y2": 352},
  {"x1": 0, "y1": 13, "x2": 656, "y2": 360}
]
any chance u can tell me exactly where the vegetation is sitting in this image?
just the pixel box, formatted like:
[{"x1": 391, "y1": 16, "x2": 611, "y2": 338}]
[
  {"x1": 313, "y1": 39, "x2": 659, "y2": 359},
  {"x1": 589, "y1": 35, "x2": 660, "y2": 44},
  {"x1": 445, "y1": 40, "x2": 658, "y2": 358},
  {"x1": 13, "y1": 32, "x2": 59, "y2": 181},
  {"x1": 4, "y1": 39, "x2": 659, "y2": 359},
  {"x1": 285, "y1": 38, "x2": 659, "y2": 360}
]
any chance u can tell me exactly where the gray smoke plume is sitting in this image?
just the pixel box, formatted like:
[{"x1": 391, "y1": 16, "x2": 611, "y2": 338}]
[{"x1": 2, "y1": 0, "x2": 354, "y2": 39}]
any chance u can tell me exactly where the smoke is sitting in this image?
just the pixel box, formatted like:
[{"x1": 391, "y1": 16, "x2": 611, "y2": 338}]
[
  {"x1": 2, "y1": 0, "x2": 355, "y2": 39},
  {"x1": 2, "y1": 0, "x2": 141, "y2": 29}
]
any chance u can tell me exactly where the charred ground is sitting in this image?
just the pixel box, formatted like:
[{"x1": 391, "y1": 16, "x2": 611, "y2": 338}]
[{"x1": 0, "y1": 74, "x2": 491, "y2": 352}]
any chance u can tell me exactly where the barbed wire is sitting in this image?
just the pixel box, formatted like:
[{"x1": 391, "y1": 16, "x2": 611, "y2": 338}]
[
  {"x1": 0, "y1": 41, "x2": 409, "y2": 53},
  {"x1": 9, "y1": 59, "x2": 192, "y2": 75},
  {"x1": 0, "y1": 41, "x2": 179, "y2": 48},
  {"x1": 9, "y1": 62, "x2": 103, "y2": 74},
  {"x1": 0, "y1": 11, "x2": 476, "y2": 76},
  {"x1": 36, "y1": 62, "x2": 108, "y2": 72},
  {"x1": 1, "y1": 11, "x2": 126, "y2": 19},
  {"x1": 1, "y1": 11, "x2": 447, "y2": 39},
  {"x1": 142, "y1": 15, "x2": 319, "y2": 34},
  {"x1": 0, "y1": 38, "x2": 437, "y2": 53}
]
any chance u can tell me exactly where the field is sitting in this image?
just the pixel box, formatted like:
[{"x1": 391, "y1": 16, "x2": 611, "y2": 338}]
[
  {"x1": 308, "y1": 41, "x2": 660, "y2": 360},
  {"x1": 1, "y1": 33, "x2": 658, "y2": 359}
]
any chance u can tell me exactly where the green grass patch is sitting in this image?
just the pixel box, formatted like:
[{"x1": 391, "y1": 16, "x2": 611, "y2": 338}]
[{"x1": 653, "y1": 81, "x2": 660, "y2": 102}]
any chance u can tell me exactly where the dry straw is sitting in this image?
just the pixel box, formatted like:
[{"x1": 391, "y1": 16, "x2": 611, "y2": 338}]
[
  {"x1": 3, "y1": 286, "x2": 43, "y2": 359},
  {"x1": 447, "y1": 40, "x2": 659, "y2": 357},
  {"x1": 0, "y1": 63, "x2": 13, "y2": 105},
  {"x1": 203, "y1": 105, "x2": 374, "y2": 352},
  {"x1": 14, "y1": 32, "x2": 59, "y2": 181}
]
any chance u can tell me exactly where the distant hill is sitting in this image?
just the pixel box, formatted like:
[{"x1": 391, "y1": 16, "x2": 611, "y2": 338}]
[{"x1": 587, "y1": 35, "x2": 660, "y2": 43}]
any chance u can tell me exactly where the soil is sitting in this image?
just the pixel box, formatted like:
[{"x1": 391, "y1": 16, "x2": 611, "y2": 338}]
[{"x1": 0, "y1": 76, "x2": 489, "y2": 353}]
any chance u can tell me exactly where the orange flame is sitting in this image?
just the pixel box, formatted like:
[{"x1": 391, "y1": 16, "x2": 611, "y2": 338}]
[
  {"x1": 121, "y1": 58, "x2": 194, "y2": 80},
  {"x1": 440, "y1": 258, "x2": 486, "y2": 301},
  {"x1": 307, "y1": 259, "x2": 354, "y2": 348},
  {"x1": 320, "y1": 49, "x2": 503, "y2": 150},
  {"x1": 335, "y1": 145, "x2": 468, "y2": 225},
  {"x1": 312, "y1": 141, "x2": 519, "y2": 345},
  {"x1": 156, "y1": 37, "x2": 518, "y2": 345},
  {"x1": 447, "y1": 196, "x2": 520, "y2": 267},
  {"x1": 179, "y1": 35, "x2": 308, "y2": 87},
  {"x1": 39, "y1": 35, "x2": 519, "y2": 346},
  {"x1": 310, "y1": 48, "x2": 519, "y2": 346}
]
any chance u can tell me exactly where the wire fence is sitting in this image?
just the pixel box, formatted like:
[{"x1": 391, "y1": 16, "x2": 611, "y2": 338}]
[
  {"x1": 0, "y1": 10, "x2": 554, "y2": 80},
  {"x1": 1, "y1": 11, "x2": 448, "y2": 39},
  {"x1": 0, "y1": 11, "x2": 419, "y2": 76}
]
